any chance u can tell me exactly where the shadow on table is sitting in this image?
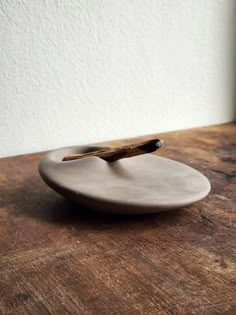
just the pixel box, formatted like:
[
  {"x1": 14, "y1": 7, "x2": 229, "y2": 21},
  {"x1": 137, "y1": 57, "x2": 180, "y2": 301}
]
[
  {"x1": 41, "y1": 197, "x2": 182, "y2": 228},
  {"x1": 7, "y1": 175, "x2": 183, "y2": 230}
]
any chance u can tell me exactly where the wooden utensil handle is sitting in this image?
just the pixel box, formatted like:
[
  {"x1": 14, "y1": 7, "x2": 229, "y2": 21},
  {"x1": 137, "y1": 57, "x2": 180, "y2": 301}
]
[{"x1": 63, "y1": 138, "x2": 164, "y2": 162}]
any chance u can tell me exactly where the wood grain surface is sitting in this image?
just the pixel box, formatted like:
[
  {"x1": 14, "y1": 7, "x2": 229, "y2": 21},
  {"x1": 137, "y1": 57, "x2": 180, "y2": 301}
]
[{"x1": 0, "y1": 123, "x2": 235, "y2": 315}]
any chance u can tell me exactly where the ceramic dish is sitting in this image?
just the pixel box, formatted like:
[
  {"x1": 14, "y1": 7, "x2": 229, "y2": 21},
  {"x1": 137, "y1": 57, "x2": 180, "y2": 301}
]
[{"x1": 39, "y1": 146, "x2": 211, "y2": 214}]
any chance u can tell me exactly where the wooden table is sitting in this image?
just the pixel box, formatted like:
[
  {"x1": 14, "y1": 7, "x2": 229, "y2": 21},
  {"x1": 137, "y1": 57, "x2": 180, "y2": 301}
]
[{"x1": 0, "y1": 123, "x2": 235, "y2": 315}]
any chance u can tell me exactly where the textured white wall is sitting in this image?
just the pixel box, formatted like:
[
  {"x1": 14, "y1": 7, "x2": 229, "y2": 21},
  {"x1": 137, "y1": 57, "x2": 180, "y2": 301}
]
[{"x1": 0, "y1": 0, "x2": 235, "y2": 158}]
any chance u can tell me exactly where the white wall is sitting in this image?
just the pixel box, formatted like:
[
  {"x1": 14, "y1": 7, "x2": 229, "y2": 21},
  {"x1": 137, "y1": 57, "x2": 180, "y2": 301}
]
[{"x1": 0, "y1": 0, "x2": 235, "y2": 158}]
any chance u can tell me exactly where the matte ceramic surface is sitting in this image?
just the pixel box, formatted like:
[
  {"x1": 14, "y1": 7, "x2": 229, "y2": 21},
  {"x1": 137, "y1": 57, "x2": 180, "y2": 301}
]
[{"x1": 39, "y1": 146, "x2": 211, "y2": 214}]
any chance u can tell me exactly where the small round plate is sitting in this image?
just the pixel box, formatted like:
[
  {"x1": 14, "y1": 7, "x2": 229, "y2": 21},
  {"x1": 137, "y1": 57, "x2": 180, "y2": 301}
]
[{"x1": 39, "y1": 146, "x2": 211, "y2": 214}]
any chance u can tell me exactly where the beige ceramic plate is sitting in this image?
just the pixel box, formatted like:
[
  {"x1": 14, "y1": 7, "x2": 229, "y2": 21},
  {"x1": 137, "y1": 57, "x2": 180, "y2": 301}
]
[{"x1": 39, "y1": 146, "x2": 211, "y2": 214}]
